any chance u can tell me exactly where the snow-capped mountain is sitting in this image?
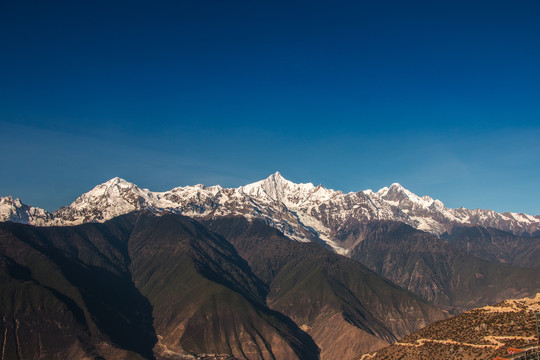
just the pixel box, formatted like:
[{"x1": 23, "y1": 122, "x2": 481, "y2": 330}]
[
  {"x1": 1, "y1": 172, "x2": 539, "y2": 255},
  {"x1": 0, "y1": 196, "x2": 54, "y2": 225}
]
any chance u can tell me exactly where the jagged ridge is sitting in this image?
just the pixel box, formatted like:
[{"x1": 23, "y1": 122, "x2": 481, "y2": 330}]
[{"x1": 2, "y1": 172, "x2": 539, "y2": 256}]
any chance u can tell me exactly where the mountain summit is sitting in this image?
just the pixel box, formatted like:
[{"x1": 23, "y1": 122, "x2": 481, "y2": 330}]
[
  {"x1": 241, "y1": 171, "x2": 335, "y2": 208},
  {"x1": 1, "y1": 173, "x2": 539, "y2": 255}
]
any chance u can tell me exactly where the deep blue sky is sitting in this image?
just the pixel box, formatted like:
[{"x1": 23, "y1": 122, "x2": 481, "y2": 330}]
[{"x1": 1, "y1": 0, "x2": 539, "y2": 214}]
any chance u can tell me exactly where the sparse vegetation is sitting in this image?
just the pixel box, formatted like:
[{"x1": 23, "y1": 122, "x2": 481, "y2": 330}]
[{"x1": 360, "y1": 294, "x2": 540, "y2": 360}]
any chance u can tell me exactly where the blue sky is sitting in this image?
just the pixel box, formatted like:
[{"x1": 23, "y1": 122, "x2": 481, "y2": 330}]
[{"x1": 1, "y1": 0, "x2": 539, "y2": 214}]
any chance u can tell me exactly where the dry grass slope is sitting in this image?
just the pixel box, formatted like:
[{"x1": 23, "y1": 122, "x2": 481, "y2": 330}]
[{"x1": 360, "y1": 293, "x2": 540, "y2": 360}]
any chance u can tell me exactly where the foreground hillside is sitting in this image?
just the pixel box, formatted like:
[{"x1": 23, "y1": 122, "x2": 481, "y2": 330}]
[{"x1": 360, "y1": 293, "x2": 540, "y2": 360}]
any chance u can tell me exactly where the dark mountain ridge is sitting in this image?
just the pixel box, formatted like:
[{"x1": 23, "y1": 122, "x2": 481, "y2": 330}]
[
  {"x1": 2, "y1": 210, "x2": 537, "y2": 359},
  {"x1": 203, "y1": 217, "x2": 447, "y2": 359},
  {"x1": 0, "y1": 212, "x2": 319, "y2": 359},
  {"x1": 347, "y1": 221, "x2": 540, "y2": 313},
  {"x1": 442, "y1": 225, "x2": 540, "y2": 267},
  {"x1": 0, "y1": 215, "x2": 156, "y2": 359}
]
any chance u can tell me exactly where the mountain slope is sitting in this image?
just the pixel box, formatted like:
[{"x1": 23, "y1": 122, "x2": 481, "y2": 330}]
[
  {"x1": 0, "y1": 217, "x2": 156, "y2": 359},
  {"x1": 361, "y1": 293, "x2": 540, "y2": 360},
  {"x1": 128, "y1": 212, "x2": 319, "y2": 360},
  {"x1": 203, "y1": 217, "x2": 447, "y2": 359},
  {"x1": 0, "y1": 212, "x2": 320, "y2": 360},
  {"x1": 349, "y1": 221, "x2": 540, "y2": 312},
  {"x1": 442, "y1": 225, "x2": 540, "y2": 267}
]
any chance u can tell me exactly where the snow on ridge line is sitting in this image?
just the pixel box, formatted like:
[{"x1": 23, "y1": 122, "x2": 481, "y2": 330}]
[
  {"x1": 37, "y1": 173, "x2": 539, "y2": 220},
  {"x1": 1, "y1": 173, "x2": 539, "y2": 245}
]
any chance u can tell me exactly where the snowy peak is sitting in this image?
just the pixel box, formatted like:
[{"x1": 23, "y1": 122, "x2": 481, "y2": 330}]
[
  {"x1": 0, "y1": 195, "x2": 53, "y2": 225},
  {"x1": 51, "y1": 177, "x2": 153, "y2": 225},
  {"x1": 105, "y1": 176, "x2": 129, "y2": 185},
  {"x1": 241, "y1": 171, "x2": 300, "y2": 201},
  {"x1": 376, "y1": 183, "x2": 444, "y2": 211},
  {"x1": 0, "y1": 195, "x2": 21, "y2": 208},
  {"x1": 267, "y1": 171, "x2": 286, "y2": 182},
  {"x1": 70, "y1": 177, "x2": 146, "y2": 209},
  {"x1": 377, "y1": 183, "x2": 413, "y2": 201},
  {"x1": 241, "y1": 172, "x2": 330, "y2": 207},
  {"x1": 1, "y1": 173, "x2": 539, "y2": 251},
  {"x1": 94, "y1": 176, "x2": 139, "y2": 192},
  {"x1": 0, "y1": 196, "x2": 27, "y2": 222}
]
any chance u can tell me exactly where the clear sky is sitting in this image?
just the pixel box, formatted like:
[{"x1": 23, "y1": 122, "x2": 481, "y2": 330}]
[{"x1": 1, "y1": 0, "x2": 539, "y2": 214}]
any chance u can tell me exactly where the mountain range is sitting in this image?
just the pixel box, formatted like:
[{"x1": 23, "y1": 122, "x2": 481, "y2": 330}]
[
  {"x1": 1, "y1": 173, "x2": 539, "y2": 359},
  {"x1": 2, "y1": 172, "x2": 540, "y2": 256},
  {"x1": 0, "y1": 211, "x2": 446, "y2": 359}
]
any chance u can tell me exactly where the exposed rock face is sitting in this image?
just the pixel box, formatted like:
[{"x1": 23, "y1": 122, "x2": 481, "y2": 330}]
[
  {"x1": 203, "y1": 217, "x2": 448, "y2": 359},
  {"x1": 2, "y1": 173, "x2": 539, "y2": 256},
  {"x1": 349, "y1": 221, "x2": 540, "y2": 313},
  {"x1": 363, "y1": 293, "x2": 540, "y2": 360}
]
